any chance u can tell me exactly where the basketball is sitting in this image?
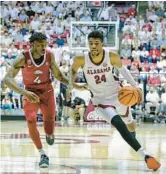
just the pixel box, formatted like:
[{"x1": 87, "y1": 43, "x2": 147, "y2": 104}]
[{"x1": 118, "y1": 86, "x2": 141, "y2": 107}]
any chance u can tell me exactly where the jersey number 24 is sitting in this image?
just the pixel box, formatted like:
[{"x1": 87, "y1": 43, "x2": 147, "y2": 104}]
[{"x1": 94, "y1": 74, "x2": 106, "y2": 84}]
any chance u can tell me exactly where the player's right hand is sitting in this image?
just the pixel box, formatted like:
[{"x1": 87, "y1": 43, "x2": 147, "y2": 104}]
[{"x1": 23, "y1": 91, "x2": 40, "y2": 103}]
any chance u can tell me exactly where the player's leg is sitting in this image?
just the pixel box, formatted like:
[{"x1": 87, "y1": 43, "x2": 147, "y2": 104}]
[
  {"x1": 117, "y1": 105, "x2": 137, "y2": 137},
  {"x1": 40, "y1": 90, "x2": 56, "y2": 146},
  {"x1": 97, "y1": 106, "x2": 161, "y2": 171},
  {"x1": 23, "y1": 99, "x2": 48, "y2": 168}
]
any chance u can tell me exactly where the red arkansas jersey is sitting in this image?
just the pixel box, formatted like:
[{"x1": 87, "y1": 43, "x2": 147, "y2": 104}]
[{"x1": 22, "y1": 50, "x2": 52, "y2": 90}]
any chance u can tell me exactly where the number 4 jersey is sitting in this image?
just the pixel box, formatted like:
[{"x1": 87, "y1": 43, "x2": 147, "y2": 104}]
[
  {"x1": 83, "y1": 49, "x2": 121, "y2": 104},
  {"x1": 22, "y1": 50, "x2": 52, "y2": 90}
]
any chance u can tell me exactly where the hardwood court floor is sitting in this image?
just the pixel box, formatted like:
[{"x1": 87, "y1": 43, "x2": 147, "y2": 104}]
[{"x1": 0, "y1": 121, "x2": 166, "y2": 174}]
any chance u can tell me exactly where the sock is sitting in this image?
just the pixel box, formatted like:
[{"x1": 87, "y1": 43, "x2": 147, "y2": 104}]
[
  {"x1": 137, "y1": 147, "x2": 148, "y2": 158},
  {"x1": 130, "y1": 131, "x2": 136, "y2": 138},
  {"x1": 38, "y1": 148, "x2": 46, "y2": 156},
  {"x1": 111, "y1": 115, "x2": 141, "y2": 151},
  {"x1": 46, "y1": 134, "x2": 54, "y2": 139}
]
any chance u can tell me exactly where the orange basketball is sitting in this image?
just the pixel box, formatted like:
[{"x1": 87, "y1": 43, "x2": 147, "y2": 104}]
[{"x1": 118, "y1": 86, "x2": 141, "y2": 107}]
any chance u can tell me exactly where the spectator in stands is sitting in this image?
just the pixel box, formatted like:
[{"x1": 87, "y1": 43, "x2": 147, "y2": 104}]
[
  {"x1": 23, "y1": 31, "x2": 31, "y2": 42},
  {"x1": 55, "y1": 21, "x2": 64, "y2": 34},
  {"x1": 26, "y1": 6, "x2": 35, "y2": 18},
  {"x1": 140, "y1": 47, "x2": 149, "y2": 63},
  {"x1": 132, "y1": 46, "x2": 141, "y2": 61},
  {"x1": 149, "y1": 64, "x2": 158, "y2": 76},
  {"x1": 149, "y1": 47, "x2": 160, "y2": 63},
  {"x1": 159, "y1": 89, "x2": 166, "y2": 116},
  {"x1": 150, "y1": 34, "x2": 160, "y2": 50},
  {"x1": 56, "y1": 35, "x2": 65, "y2": 47},
  {"x1": 159, "y1": 32, "x2": 166, "y2": 49},
  {"x1": 30, "y1": 17, "x2": 41, "y2": 31},
  {"x1": 12, "y1": 91, "x2": 21, "y2": 109},
  {"x1": 132, "y1": 36, "x2": 141, "y2": 50},
  {"x1": 139, "y1": 28, "x2": 151, "y2": 50},
  {"x1": 128, "y1": 4, "x2": 137, "y2": 17},
  {"x1": 7, "y1": 44, "x2": 18, "y2": 60},
  {"x1": 148, "y1": 72, "x2": 161, "y2": 87},
  {"x1": 108, "y1": 4, "x2": 119, "y2": 21},
  {"x1": 130, "y1": 64, "x2": 139, "y2": 81},
  {"x1": 139, "y1": 67, "x2": 149, "y2": 81},
  {"x1": 69, "y1": 96, "x2": 86, "y2": 124},
  {"x1": 1, "y1": 32, "x2": 13, "y2": 46},
  {"x1": 120, "y1": 46, "x2": 132, "y2": 59},
  {"x1": 8, "y1": 25, "x2": 18, "y2": 37},
  {"x1": 142, "y1": 19, "x2": 152, "y2": 32},
  {"x1": 19, "y1": 9, "x2": 28, "y2": 23},
  {"x1": 122, "y1": 34, "x2": 133, "y2": 47},
  {"x1": 146, "y1": 87, "x2": 160, "y2": 115},
  {"x1": 80, "y1": 10, "x2": 92, "y2": 21},
  {"x1": 13, "y1": 30, "x2": 24, "y2": 42},
  {"x1": 1, "y1": 94, "x2": 12, "y2": 114},
  {"x1": 159, "y1": 66, "x2": 166, "y2": 83},
  {"x1": 75, "y1": 69, "x2": 86, "y2": 83}
]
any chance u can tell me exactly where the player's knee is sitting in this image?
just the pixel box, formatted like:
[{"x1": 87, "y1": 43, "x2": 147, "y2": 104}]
[
  {"x1": 25, "y1": 112, "x2": 36, "y2": 124},
  {"x1": 26, "y1": 117, "x2": 36, "y2": 125}
]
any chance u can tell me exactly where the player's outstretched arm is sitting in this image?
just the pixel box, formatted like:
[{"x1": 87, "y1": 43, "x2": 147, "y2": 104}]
[
  {"x1": 2, "y1": 54, "x2": 39, "y2": 103},
  {"x1": 110, "y1": 52, "x2": 137, "y2": 87}
]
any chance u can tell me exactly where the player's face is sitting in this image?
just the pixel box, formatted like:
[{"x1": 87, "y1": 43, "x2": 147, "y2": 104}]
[
  {"x1": 33, "y1": 40, "x2": 47, "y2": 56},
  {"x1": 88, "y1": 38, "x2": 103, "y2": 56}
]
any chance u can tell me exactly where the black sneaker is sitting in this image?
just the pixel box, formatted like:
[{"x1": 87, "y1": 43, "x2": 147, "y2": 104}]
[
  {"x1": 46, "y1": 134, "x2": 54, "y2": 145},
  {"x1": 39, "y1": 154, "x2": 49, "y2": 168}
]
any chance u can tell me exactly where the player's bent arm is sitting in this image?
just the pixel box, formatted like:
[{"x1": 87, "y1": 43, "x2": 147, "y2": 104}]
[
  {"x1": 72, "y1": 56, "x2": 87, "y2": 90},
  {"x1": 2, "y1": 54, "x2": 27, "y2": 95},
  {"x1": 110, "y1": 52, "x2": 137, "y2": 88},
  {"x1": 50, "y1": 53, "x2": 69, "y2": 85}
]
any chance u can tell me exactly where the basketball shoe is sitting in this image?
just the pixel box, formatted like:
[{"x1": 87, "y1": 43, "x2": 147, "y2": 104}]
[
  {"x1": 46, "y1": 134, "x2": 54, "y2": 145},
  {"x1": 39, "y1": 154, "x2": 49, "y2": 168},
  {"x1": 145, "y1": 155, "x2": 161, "y2": 171}
]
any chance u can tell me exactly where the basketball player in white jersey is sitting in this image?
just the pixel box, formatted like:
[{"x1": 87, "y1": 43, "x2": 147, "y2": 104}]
[{"x1": 72, "y1": 31, "x2": 160, "y2": 171}]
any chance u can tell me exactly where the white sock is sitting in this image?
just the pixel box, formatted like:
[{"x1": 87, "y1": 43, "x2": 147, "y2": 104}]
[
  {"x1": 38, "y1": 148, "x2": 46, "y2": 156},
  {"x1": 46, "y1": 134, "x2": 54, "y2": 138},
  {"x1": 137, "y1": 147, "x2": 148, "y2": 158}
]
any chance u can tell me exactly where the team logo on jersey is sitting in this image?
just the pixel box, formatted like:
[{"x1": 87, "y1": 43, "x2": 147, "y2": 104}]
[
  {"x1": 103, "y1": 63, "x2": 107, "y2": 67},
  {"x1": 34, "y1": 70, "x2": 43, "y2": 75},
  {"x1": 27, "y1": 59, "x2": 32, "y2": 67}
]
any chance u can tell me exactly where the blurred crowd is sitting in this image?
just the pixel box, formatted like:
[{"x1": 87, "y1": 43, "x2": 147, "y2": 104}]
[{"x1": 0, "y1": 1, "x2": 166, "y2": 120}]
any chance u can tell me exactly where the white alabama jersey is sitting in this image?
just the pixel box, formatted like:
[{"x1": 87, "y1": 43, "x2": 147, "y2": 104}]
[{"x1": 83, "y1": 49, "x2": 121, "y2": 105}]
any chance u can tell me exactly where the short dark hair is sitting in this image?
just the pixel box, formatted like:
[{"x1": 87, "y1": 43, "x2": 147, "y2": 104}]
[
  {"x1": 88, "y1": 30, "x2": 103, "y2": 42},
  {"x1": 29, "y1": 32, "x2": 47, "y2": 43}
]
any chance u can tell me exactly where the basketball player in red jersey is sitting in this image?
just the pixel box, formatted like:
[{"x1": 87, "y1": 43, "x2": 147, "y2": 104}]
[
  {"x1": 3, "y1": 32, "x2": 72, "y2": 168},
  {"x1": 72, "y1": 31, "x2": 161, "y2": 171}
]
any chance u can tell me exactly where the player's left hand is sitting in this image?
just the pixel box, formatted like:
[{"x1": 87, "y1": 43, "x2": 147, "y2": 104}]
[{"x1": 136, "y1": 88, "x2": 143, "y2": 104}]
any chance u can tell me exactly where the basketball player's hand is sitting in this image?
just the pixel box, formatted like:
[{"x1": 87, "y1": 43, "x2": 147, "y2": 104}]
[
  {"x1": 136, "y1": 88, "x2": 143, "y2": 104},
  {"x1": 23, "y1": 91, "x2": 40, "y2": 103}
]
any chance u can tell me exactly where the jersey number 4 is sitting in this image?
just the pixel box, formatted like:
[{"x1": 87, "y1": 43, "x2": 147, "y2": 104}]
[
  {"x1": 34, "y1": 76, "x2": 41, "y2": 84},
  {"x1": 94, "y1": 74, "x2": 106, "y2": 84}
]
